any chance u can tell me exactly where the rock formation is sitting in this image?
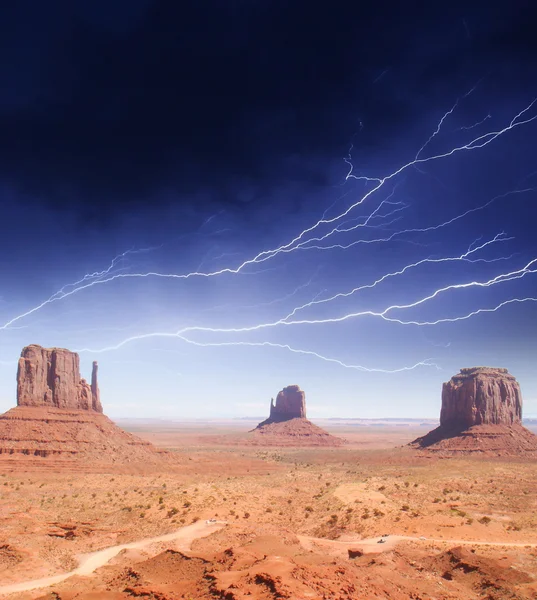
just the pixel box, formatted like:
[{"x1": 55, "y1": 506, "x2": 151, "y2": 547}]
[
  {"x1": 411, "y1": 367, "x2": 537, "y2": 455},
  {"x1": 0, "y1": 344, "x2": 173, "y2": 465},
  {"x1": 91, "y1": 361, "x2": 102, "y2": 412},
  {"x1": 440, "y1": 367, "x2": 522, "y2": 429},
  {"x1": 249, "y1": 385, "x2": 344, "y2": 447},
  {"x1": 268, "y1": 384, "x2": 306, "y2": 421},
  {"x1": 17, "y1": 345, "x2": 102, "y2": 412}
]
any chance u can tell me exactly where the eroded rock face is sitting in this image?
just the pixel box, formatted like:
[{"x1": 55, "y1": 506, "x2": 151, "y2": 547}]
[
  {"x1": 16, "y1": 345, "x2": 103, "y2": 413},
  {"x1": 440, "y1": 367, "x2": 522, "y2": 430},
  {"x1": 269, "y1": 384, "x2": 306, "y2": 422},
  {"x1": 91, "y1": 361, "x2": 102, "y2": 412}
]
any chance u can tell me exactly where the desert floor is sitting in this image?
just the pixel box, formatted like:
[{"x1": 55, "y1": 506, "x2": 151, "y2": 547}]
[{"x1": 0, "y1": 421, "x2": 536, "y2": 599}]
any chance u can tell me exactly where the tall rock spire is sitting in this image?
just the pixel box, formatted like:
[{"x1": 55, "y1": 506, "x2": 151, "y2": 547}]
[{"x1": 91, "y1": 361, "x2": 102, "y2": 413}]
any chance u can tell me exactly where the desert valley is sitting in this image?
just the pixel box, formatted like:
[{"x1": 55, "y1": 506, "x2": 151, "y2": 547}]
[{"x1": 0, "y1": 345, "x2": 535, "y2": 599}]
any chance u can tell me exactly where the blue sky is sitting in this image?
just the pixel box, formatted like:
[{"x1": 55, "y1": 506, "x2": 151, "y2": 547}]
[{"x1": 1, "y1": 1, "x2": 536, "y2": 419}]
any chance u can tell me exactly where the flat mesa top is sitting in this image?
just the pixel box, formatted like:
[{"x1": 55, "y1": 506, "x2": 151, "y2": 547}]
[
  {"x1": 23, "y1": 344, "x2": 77, "y2": 354},
  {"x1": 452, "y1": 367, "x2": 516, "y2": 381},
  {"x1": 459, "y1": 367, "x2": 509, "y2": 374}
]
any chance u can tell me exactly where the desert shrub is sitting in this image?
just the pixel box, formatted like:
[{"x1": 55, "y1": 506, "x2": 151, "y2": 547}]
[
  {"x1": 404, "y1": 482, "x2": 410, "y2": 488},
  {"x1": 139, "y1": 512, "x2": 145, "y2": 518},
  {"x1": 244, "y1": 512, "x2": 250, "y2": 519},
  {"x1": 158, "y1": 496, "x2": 164, "y2": 504},
  {"x1": 266, "y1": 507, "x2": 272, "y2": 513},
  {"x1": 167, "y1": 507, "x2": 179, "y2": 518},
  {"x1": 373, "y1": 508, "x2": 384, "y2": 517},
  {"x1": 378, "y1": 485, "x2": 386, "y2": 491},
  {"x1": 478, "y1": 516, "x2": 491, "y2": 525},
  {"x1": 433, "y1": 498, "x2": 441, "y2": 503},
  {"x1": 305, "y1": 506, "x2": 314, "y2": 512},
  {"x1": 443, "y1": 488, "x2": 452, "y2": 495},
  {"x1": 329, "y1": 514, "x2": 338, "y2": 524},
  {"x1": 401, "y1": 505, "x2": 410, "y2": 511},
  {"x1": 466, "y1": 518, "x2": 473, "y2": 525},
  {"x1": 192, "y1": 516, "x2": 200, "y2": 523},
  {"x1": 184, "y1": 501, "x2": 192, "y2": 508}
]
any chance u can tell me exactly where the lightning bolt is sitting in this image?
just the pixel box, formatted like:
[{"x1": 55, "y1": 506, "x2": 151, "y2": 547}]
[
  {"x1": 3, "y1": 95, "x2": 537, "y2": 379},
  {"x1": 73, "y1": 233, "x2": 533, "y2": 366},
  {"x1": 458, "y1": 113, "x2": 492, "y2": 131},
  {"x1": 76, "y1": 335, "x2": 439, "y2": 374}
]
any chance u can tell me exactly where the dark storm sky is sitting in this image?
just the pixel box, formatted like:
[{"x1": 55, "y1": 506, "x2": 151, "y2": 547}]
[
  {"x1": 1, "y1": 1, "x2": 537, "y2": 418},
  {"x1": 0, "y1": 1, "x2": 535, "y2": 221}
]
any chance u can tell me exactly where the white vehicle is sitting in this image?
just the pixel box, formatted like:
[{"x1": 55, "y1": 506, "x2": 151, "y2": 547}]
[{"x1": 206, "y1": 518, "x2": 217, "y2": 524}]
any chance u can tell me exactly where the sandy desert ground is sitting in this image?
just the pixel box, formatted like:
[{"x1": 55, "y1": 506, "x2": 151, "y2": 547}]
[{"x1": 0, "y1": 421, "x2": 536, "y2": 599}]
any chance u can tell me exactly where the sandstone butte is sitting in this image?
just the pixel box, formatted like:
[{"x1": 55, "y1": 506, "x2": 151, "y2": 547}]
[
  {"x1": 250, "y1": 384, "x2": 344, "y2": 447},
  {"x1": 411, "y1": 367, "x2": 537, "y2": 455},
  {"x1": 0, "y1": 344, "x2": 171, "y2": 465}
]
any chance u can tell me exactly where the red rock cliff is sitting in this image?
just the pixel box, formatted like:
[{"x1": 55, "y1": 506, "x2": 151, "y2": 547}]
[
  {"x1": 440, "y1": 367, "x2": 522, "y2": 430},
  {"x1": 269, "y1": 384, "x2": 306, "y2": 421},
  {"x1": 16, "y1": 345, "x2": 103, "y2": 413}
]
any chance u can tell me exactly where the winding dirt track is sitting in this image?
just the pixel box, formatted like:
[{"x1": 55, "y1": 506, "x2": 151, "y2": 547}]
[
  {"x1": 298, "y1": 533, "x2": 537, "y2": 554},
  {"x1": 0, "y1": 521, "x2": 226, "y2": 596},
  {"x1": 2, "y1": 525, "x2": 537, "y2": 596}
]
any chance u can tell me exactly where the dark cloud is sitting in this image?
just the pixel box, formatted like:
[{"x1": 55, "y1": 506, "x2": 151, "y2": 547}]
[{"x1": 0, "y1": 0, "x2": 536, "y2": 222}]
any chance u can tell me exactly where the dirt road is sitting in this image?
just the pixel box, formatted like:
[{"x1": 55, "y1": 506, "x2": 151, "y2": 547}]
[
  {"x1": 298, "y1": 533, "x2": 537, "y2": 554},
  {"x1": 2, "y1": 524, "x2": 536, "y2": 596},
  {"x1": 0, "y1": 520, "x2": 225, "y2": 596}
]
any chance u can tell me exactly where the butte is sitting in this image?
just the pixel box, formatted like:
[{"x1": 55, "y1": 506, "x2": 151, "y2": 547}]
[
  {"x1": 410, "y1": 367, "x2": 537, "y2": 456},
  {"x1": 0, "y1": 344, "x2": 172, "y2": 467},
  {"x1": 248, "y1": 384, "x2": 344, "y2": 446}
]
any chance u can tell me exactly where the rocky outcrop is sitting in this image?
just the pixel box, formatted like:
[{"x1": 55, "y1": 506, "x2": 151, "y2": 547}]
[
  {"x1": 91, "y1": 361, "x2": 102, "y2": 412},
  {"x1": 0, "y1": 345, "x2": 174, "y2": 465},
  {"x1": 268, "y1": 384, "x2": 306, "y2": 422},
  {"x1": 250, "y1": 384, "x2": 344, "y2": 446},
  {"x1": 16, "y1": 345, "x2": 102, "y2": 412},
  {"x1": 411, "y1": 367, "x2": 537, "y2": 455},
  {"x1": 440, "y1": 367, "x2": 522, "y2": 429}
]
